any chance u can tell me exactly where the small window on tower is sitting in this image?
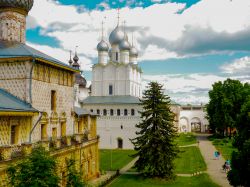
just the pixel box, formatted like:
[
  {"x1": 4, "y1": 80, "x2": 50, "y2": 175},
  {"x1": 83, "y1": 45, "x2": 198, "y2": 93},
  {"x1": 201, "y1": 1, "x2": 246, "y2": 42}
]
[
  {"x1": 109, "y1": 85, "x2": 113, "y2": 95},
  {"x1": 116, "y1": 52, "x2": 118, "y2": 61},
  {"x1": 103, "y1": 109, "x2": 107, "y2": 116},
  {"x1": 110, "y1": 109, "x2": 114, "y2": 116},
  {"x1": 124, "y1": 109, "x2": 128, "y2": 116},
  {"x1": 97, "y1": 109, "x2": 100, "y2": 115}
]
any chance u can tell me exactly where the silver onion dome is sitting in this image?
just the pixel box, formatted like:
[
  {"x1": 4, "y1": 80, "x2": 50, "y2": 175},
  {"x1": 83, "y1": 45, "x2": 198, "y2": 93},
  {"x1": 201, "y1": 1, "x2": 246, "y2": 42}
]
[
  {"x1": 97, "y1": 40, "x2": 109, "y2": 52},
  {"x1": 109, "y1": 26, "x2": 125, "y2": 45},
  {"x1": 0, "y1": 0, "x2": 34, "y2": 13},
  {"x1": 119, "y1": 39, "x2": 130, "y2": 51},
  {"x1": 130, "y1": 46, "x2": 138, "y2": 57}
]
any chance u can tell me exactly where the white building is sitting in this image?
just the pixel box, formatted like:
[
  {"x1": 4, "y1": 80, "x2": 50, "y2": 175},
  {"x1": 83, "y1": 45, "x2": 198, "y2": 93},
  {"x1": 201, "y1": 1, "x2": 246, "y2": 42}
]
[
  {"x1": 179, "y1": 105, "x2": 209, "y2": 133},
  {"x1": 81, "y1": 20, "x2": 142, "y2": 149}
]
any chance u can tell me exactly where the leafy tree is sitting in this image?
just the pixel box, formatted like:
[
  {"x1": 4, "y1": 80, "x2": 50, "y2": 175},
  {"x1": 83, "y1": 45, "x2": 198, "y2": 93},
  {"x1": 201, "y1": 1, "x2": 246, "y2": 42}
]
[
  {"x1": 206, "y1": 79, "x2": 245, "y2": 137},
  {"x1": 228, "y1": 96, "x2": 250, "y2": 187},
  {"x1": 7, "y1": 146, "x2": 59, "y2": 187},
  {"x1": 66, "y1": 158, "x2": 85, "y2": 187},
  {"x1": 130, "y1": 82, "x2": 179, "y2": 179}
]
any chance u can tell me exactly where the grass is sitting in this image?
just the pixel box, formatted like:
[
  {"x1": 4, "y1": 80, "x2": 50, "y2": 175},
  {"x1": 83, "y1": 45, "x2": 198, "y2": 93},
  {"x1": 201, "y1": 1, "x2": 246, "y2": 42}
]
[
  {"x1": 174, "y1": 146, "x2": 206, "y2": 174},
  {"x1": 109, "y1": 173, "x2": 220, "y2": 187},
  {"x1": 175, "y1": 133, "x2": 197, "y2": 146},
  {"x1": 208, "y1": 135, "x2": 237, "y2": 160},
  {"x1": 100, "y1": 149, "x2": 136, "y2": 171}
]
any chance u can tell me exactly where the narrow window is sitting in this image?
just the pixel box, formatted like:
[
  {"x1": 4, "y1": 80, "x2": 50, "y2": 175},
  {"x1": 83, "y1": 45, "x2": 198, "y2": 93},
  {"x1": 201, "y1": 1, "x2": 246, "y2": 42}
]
[
  {"x1": 109, "y1": 85, "x2": 113, "y2": 95},
  {"x1": 110, "y1": 109, "x2": 114, "y2": 116},
  {"x1": 121, "y1": 125, "x2": 123, "y2": 129},
  {"x1": 97, "y1": 109, "x2": 100, "y2": 115},
  {"x1": 90, "y1": 109, "x2": 93, "y2": 112},
  {"x1": 124, "y1": 109, "x2": 128, "y2": 116},
  {"x1": 131, "y1": 109, "x2": 135, "y2": 116},
  {"x1": 103, "y1": 109, "x2": 107, "y2": 116},
  {"x1": 61, "y1": 122, "x2": 66, "y2": 137},
  {"x1": 11, "y1": 126, "x2": 18, "y2": 144},
  {"x1": 51, "y1": 90, "x2": 56, "y2": 111},
  {"x1": 41, "y1": 124, "x2": 47, "y2": 140},
  {"x1": 52, "y1": 128, "x2": 57, "y2": 139},
  {"x1": 118, "y1": 138, "x2": 123, "y2": 149},
  {"x1": 116, "y1": 52, "x2": 118, "y2": 61},
  {"x1": 117, "y1": 109, "x2": 120, "y2": 116}
]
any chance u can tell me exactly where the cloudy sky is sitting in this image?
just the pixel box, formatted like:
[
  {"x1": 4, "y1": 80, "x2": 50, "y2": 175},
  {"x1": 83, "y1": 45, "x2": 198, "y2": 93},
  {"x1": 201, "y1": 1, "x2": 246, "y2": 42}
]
[{"x1": 26, "y1": 0, "x2": 250, "y2": 104}]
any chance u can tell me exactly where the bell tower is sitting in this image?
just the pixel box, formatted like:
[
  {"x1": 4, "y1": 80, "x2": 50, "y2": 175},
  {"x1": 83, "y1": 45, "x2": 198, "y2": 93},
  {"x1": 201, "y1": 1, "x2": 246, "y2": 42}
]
[{"x1": 0, "y1": 0, "x2": 33, "y2": 43}]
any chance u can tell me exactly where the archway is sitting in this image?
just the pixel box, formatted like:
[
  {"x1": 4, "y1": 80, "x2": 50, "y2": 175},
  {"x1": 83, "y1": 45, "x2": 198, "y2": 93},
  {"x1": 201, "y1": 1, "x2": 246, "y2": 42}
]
[
  {"x1": 190, "y1": 117, "x2": 202, "y2": 132},
  {"x1": 179, "y1": 117, "x2": 189, "y2": 132}
]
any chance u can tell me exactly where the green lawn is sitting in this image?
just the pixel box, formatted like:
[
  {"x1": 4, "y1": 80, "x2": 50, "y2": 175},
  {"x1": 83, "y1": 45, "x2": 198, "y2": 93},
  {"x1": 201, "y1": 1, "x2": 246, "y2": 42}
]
[
  {"x1": 174, "y1": 146, "x2": 206, "y2": 174},
  {"x1": 109, "y1": 174, "x2": 219, "y2": 187},
  {"x1": 208, "y1": 136, "x2": 237, "y2": 160},
  {"x1": 175, "y1": 133, "x2": 197, "y2": 146},
  {"x1": 100, "y1": 149, "x2": 136, "y2": 171}
]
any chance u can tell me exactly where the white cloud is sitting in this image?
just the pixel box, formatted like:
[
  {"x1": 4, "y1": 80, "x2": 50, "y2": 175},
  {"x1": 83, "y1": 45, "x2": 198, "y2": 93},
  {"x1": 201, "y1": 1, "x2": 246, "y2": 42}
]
[
  {"x1": 27, "y1": 42, "x2": 93, "y2": 71},
  {"x1": 221, "y1": 56, "x2": 250, "y2": 74},
  {"x1": 142, "y1": 73, "x2": 250, "y2": 104},
  {"x1": 27, "y1": 0, "x2": 250, "y2": 62}
]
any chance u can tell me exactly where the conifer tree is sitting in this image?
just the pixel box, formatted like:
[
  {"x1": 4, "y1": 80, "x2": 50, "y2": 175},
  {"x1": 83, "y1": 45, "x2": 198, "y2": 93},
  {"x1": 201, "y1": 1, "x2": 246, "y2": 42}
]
[{"x1": 130, "y1": 82, "x2": 179, "y2": 179}]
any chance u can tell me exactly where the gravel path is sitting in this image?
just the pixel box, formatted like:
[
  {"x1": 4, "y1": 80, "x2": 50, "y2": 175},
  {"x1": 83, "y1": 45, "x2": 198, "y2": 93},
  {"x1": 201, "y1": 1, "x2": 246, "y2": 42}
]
[{"x1": 196, "y1": 134, "x2": 231, "y2": 187}]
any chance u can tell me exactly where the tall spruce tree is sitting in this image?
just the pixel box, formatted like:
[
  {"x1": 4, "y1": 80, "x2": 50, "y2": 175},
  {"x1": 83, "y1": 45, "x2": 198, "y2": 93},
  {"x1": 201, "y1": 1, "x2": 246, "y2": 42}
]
[{"x1": 130, "y1": 82, "x2": 179, "y2": 179}]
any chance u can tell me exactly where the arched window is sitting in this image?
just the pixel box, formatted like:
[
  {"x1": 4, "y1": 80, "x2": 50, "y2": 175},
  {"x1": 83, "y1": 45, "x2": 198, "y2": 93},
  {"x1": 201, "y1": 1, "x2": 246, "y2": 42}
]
[
  {"x1": 97, "y1": 109, "x2": 100, "y2": 115},
  {"x1": 103, "y1": 109, "x2": 107, "y2": 116},
  {"x1": 116, "y1": 52, "x2": 118, "y2": 61},
  {"x1": 90, "y1": 109, "x2": 93, "y2": 112},
  {"x1": 110, "y1": 109, "x2": 114, "y2": 116},
  {"x1": 117, "y1": 109, "x2": 120, "y2": 116},
  {"x1": 124, "y1": 109, "x2": 128, "y2": 116},
  {"x1": 109, "y1": 85, "x2": 113, "y2": 95},
  {"x1": 131, "y1": 109, "x2": 135, "y2": 116}
]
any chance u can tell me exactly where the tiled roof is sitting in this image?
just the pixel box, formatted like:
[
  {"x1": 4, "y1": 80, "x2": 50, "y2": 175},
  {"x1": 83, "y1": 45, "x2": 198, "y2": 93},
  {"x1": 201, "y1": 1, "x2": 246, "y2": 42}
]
[
  {"x1": 81, "y1": 96, "x2": 141, "y2": 105},
  {"x1": 0, "y1": 40, "x2": 77, "y2": 71},
  {"x1": 0, "y1": 88, "x2": 37, "y2": 112}
]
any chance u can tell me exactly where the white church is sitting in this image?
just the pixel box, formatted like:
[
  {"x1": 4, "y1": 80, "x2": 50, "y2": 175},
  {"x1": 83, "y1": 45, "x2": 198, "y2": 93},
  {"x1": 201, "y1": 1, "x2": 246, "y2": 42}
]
[{"x1": 72, "y1": 18, "x2": 208, "y2": 149}]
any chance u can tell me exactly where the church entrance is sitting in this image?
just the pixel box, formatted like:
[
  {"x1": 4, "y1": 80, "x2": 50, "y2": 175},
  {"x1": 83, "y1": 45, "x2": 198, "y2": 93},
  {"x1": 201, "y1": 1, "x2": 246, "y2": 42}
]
[
  {"x1": 191, "y1": 117, "x2": 202, "y2": 132},
  {"x1": 117, "y1": 138, "x2": 123, "y2": 149}
]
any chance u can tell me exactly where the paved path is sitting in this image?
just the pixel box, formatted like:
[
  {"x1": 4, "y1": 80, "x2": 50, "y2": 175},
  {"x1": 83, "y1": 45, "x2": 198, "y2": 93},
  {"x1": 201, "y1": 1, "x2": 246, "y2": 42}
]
[
  {"x1": 120, "y1": 157, "x2": 138, "y2": 174},
  {"x1": 196, "y1": 134, "x2": 231, "y2": 187}
]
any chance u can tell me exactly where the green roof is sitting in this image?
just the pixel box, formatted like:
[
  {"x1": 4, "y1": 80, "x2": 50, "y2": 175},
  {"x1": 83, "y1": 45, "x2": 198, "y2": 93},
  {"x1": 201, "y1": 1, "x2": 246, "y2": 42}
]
[
  {"x1": 0, "y1": 40, "x2": 76, "y2": 71},
  {"x1": 0, "y1": 88, "x2": 37, "y2": 112},
  {"x1": 82, "y1": 96, "x2": 141, "y2": 105},
  {"x1": 74, "y1": 107, "x2": 98, "y2": 116}
]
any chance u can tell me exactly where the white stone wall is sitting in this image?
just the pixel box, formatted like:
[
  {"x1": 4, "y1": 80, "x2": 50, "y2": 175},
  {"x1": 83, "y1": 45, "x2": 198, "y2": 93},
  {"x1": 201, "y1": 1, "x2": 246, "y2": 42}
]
[
  {"x1": 0, "y1": 11, "x2": 26, "y2": 43},
  {"x1": 179, "y1": 107, "x2": 209, "y2": 133},
  {"x1": 98, "y1": 51, "x2": 108, "y2": 65},
  {"x1": 83, "y1": 103, "x2": 142, "y2": 149},
  {"x1": 92, "y1": 63, "x2": 142, "y2": 97}
]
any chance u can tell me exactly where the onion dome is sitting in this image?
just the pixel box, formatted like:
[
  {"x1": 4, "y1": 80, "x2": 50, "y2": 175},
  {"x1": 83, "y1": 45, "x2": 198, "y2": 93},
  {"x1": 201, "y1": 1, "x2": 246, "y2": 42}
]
[
  {"x1": 109, "y1": 26, "x2": 125, "y2": 45},
  {"x1": 0, "y1": 0, "x2": 34, "y2": 14},
  {"x1": 130, "y1": 46, "x2": 138, "y2": 57},
  {"x1": 75, "y1": 73, "x2": 87, "y2": 88},
  {"x1": 97, "y1": 40, "x2": 109, "y2": 52},
  {"x1": 72, "y1": 53, "x2": 80, "y2": 69},
  {"x1": 69, "y1": 58, "x2": 73, "y2": 66},
  {"x1": 119, "y1": 39, "x2": 130, "y2": 51}
]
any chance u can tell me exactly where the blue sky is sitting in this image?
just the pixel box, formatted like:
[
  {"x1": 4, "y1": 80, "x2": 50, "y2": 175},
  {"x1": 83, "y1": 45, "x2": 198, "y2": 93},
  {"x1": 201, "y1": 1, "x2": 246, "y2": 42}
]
[{"x1": 26, "y1": 0, "x2": 250, "y2": 104}]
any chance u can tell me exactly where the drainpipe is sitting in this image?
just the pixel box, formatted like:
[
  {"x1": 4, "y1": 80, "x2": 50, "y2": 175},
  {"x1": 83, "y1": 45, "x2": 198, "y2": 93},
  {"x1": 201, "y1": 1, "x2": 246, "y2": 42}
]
[{"x1": 29, "y1": 111, "x2": 43, "y2": 143}]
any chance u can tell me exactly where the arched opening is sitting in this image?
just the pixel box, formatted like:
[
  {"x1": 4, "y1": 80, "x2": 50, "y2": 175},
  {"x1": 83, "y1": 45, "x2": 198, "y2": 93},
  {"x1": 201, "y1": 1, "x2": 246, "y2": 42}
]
[
  {"x1": 110, "y1": 109, "x2": 114, "y2": 116},
  {"x1": 131, "y1": 109, "x2": 135, "y2": 116},
  {"x1": 124, "y1": 109, "x2": 128, "y2": 116},
  {"x1": 180, "y1": 117, "x2": 189, "y2": 132},
  {"x1": 103, "y1": 109, "x2": 107, "y2": 116},
  {"x1": 191, "y1": 117, "x2": 202, "y2": 132},
  {"x1": 117, "y1": 138, "x2": 123, "y2": 149},
  {"x1": 117, "y1": 109, "x2": 120, "y2": 116}
]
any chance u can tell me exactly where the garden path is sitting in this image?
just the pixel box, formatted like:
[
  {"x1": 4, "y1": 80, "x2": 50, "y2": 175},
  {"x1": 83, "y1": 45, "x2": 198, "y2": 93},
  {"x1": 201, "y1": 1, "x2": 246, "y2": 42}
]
[{"x1": 196, "y1": 134, "x2": 231, "y2": 187}]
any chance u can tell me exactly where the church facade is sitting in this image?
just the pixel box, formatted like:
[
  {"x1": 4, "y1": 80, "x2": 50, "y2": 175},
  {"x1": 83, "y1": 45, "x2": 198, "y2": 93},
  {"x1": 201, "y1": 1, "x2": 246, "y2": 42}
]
[{"x1": 0, "y1": 1, "x2": 99, "y2": 185}]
